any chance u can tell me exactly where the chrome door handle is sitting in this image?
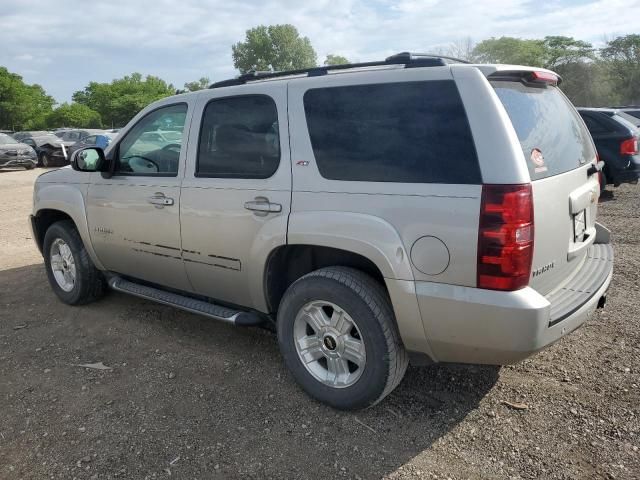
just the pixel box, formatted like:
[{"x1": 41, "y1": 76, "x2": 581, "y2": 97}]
[
  {"x1": 148, "y1": 193, "x2": 174, "y2": 207},
  {"x1": 244, "y1": 198, "x2": 282, "y2": 214}
]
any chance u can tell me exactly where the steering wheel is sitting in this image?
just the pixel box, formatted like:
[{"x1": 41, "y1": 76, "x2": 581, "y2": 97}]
[
  {"x1": 162, "y1": 143, "x2": 181, "y2": 152},
  {"x1": 123, "y1": 155, "x2": 160, "y2": 173}
]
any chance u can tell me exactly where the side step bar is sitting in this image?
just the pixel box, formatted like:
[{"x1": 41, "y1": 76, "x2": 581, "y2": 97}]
[{"x1": 108, "y1": 277, "x2": 263, "y2": 326}]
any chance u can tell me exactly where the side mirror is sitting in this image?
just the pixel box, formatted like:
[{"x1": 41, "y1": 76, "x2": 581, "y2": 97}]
[{"x1": 71, "y1": 147, "x2": 106, "y2": 172}]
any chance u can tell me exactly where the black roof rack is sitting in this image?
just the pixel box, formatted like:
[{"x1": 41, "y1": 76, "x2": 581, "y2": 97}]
[{"x1": 208, "y1": 52, "x2": 470, "y2": 89}]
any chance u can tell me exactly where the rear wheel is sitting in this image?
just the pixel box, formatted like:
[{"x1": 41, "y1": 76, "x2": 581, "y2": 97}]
[
  {"x1": 277, "y1": 267, "x2": 408, "y2": 410},
  {"x1": 43, "y1": 221, "x2": 106, "y2": 305}
]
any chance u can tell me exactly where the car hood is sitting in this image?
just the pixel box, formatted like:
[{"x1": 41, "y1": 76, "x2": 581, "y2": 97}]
[{"x1": 0, "y1": 142, "x2": 33, "y2": 150}]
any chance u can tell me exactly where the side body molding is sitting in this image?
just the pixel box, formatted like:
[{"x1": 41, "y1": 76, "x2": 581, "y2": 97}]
[{"x1": 33, "y1": 182, "x2": 105, "y2": 270}]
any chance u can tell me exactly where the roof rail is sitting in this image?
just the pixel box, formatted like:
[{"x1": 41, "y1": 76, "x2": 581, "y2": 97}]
[{"x1": 208, "y1": 52, "x2": 469, "y2": 89}]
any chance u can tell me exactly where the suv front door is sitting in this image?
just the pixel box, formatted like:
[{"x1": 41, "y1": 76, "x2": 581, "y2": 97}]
[
  {"x1": 180, "y1": 85, "x2": 291, "y2": 310},
  {"x1": 86, "y1": 102, "x2": 193, "y2": 291}
]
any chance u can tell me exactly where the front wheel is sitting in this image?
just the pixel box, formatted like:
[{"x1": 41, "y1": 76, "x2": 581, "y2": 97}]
[
  {"x1": 41, "y1": 153, "x2": 51, "y2": 167},
  {"x1": 277, "y1": 267, "x2": 408, "y2": 410},
  {"x1": 43, "y1": 220, "x2": 106, "y2": 305}
]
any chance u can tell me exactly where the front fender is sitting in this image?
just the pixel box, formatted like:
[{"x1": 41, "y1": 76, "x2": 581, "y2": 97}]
[
  {"x1": 287, "y1": 211, "x2": 415, "y2": 281},
  {"x1": 33, "y1": 182, "x2": 105, "y2": 270}
]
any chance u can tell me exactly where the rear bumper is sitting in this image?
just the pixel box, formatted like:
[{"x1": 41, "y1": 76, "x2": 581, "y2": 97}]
[{"x1": 412, "y1": 242, "x2": 613, "y2": 365}]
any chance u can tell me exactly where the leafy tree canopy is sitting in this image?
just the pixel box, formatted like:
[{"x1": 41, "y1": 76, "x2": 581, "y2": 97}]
[
  {"x1": 232, "y1": 24, "x2": 317, "y2": 73},
  {"x1": 72, "y1": 73, "x2": 175, "y2": 127},
  {"x1": 324, "y1": 54, "x2": 349, "y2": 66},
  {"x1": 473, "y1": 37, "x2": 546, "y2": 66},
  {"x1": 0, "y1": 67, "x2": 54, "y2": 130},
  {"x1": 183, "y1": 77, "x2": 210, "y2": 92},
  {"x1": 601, "y1": 34, "x2": 640, "y2": 104},
  {"x1": 46, "y1": 103, "x2": 102, "y2": 128}
]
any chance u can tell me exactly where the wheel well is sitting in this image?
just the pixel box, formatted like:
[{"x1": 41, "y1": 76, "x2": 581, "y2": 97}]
[
  {"x1": 33, "y1": 210, "x2": 74, "y2": 253},
  {"x1": 264, "y1": 245, "x2": 386, "y2": 313}
]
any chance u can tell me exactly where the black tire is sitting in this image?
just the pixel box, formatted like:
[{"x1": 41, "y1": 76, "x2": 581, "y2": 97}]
[
  {"x1": 41, "y1": 153, "x2": 51, "y2": 167},
  {"x1": 43, "y1": 220, "x2": 106, "y2": 305},
  {"x1": 24, "y1": 163, "x2": 34, "y2": 170},
  {"x1": 277, "y1": 267, "x2": 408, "y2": 410}
]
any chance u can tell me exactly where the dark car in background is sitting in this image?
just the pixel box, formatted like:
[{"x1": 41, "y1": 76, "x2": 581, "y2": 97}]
[
  {"x1": 22, "y1": 134, "x2": 75, "y2": 167},
  {"x1": 578, "y1": 108, "x2": 640, "y2": 189},
  {"x1": 12, "y1": 131, "x2": 50, "y2": 142},
  {"x1": 0, "y1": 133, "x2": 37, "y2": 169},
  {"x1": 613, "y1": 106, "x2": 640, "y2": 120},
  {"x1": 66, "y1": 132, "x2": 117, "y2": 158}
]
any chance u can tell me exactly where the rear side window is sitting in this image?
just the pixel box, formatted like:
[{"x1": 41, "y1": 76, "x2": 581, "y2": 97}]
[
  {"x1": 303, "y1": 81, "x2": 481, "y2": 184},
  {"x1": 196, "y1": 95, "x2": 280, "y2": 179},
  {"x1": 492, "y1": 81, "x2": 594, "y2": 180}
]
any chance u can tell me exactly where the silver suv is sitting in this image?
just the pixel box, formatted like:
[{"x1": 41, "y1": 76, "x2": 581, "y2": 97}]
[{"x1": 30, "y1": 53, "x2": 614, "y2": 410}]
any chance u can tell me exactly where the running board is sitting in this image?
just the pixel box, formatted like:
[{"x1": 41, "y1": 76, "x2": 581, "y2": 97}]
[{"x1": 108, "y1": 277, "x2": 263, "y2": 326}]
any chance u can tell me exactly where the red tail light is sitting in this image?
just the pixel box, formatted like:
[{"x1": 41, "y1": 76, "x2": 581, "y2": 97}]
[
  {"x1": 477, "y1": 184, "x2": 534, "y2": 291},
  {"x1": 620, "y1": 137, "x2": 638, "y2": 155}
]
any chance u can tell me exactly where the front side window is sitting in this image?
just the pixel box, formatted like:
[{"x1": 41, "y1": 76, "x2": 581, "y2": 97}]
[
  {"x1": 303, "y1": 81, "x2": 481, "y2": 184},
  {"x1": 116, "y1": 103, "x2": 187, "y2": 176},
  {"x1": 196, "y1": 95, "x2": 280, "y2": 179}
]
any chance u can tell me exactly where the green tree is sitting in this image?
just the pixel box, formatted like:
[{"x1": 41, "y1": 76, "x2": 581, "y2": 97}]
[
  {"x1": 473, "y1": 37, "x2": 546, "y2": 66},
  {"x1": 232, "y1": 24, "x2": 317, "y2": 73},
  {"x1": 324, "y1": 54, "x2": 349, "y2": 66},
  {"x1": 183, "y1": 77, "x2": 210, "y2": 92},
  {"x1": 0, "y1": 67, "x2": 54, "y2": 130},
  {"x1": 541, "y1": 36, "x2": 594, "y2": 69},
  {"x1": 73, "y1": 73, "x2": 175, "y2": 127},
  {"x1": 601, "y1": 34, "x2": 640, "y2": 104},
  {"x1": 46, "y1": 103, "x2": 102, "y2": 128}
]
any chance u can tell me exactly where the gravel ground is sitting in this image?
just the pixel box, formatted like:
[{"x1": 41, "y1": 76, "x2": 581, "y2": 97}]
[{"x1": 0, "y1": 168, "x2": 638, "y2": 480}]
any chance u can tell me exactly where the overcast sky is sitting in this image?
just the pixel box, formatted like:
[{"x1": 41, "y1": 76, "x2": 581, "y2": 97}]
[{"x1": 0, "y1": 0, "x2": 637, "y2": 103}]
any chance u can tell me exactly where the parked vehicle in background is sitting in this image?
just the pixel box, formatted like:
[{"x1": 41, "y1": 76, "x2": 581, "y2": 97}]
[
  {"x1": 22, "y1": 134, "x2": 75, "y2": 167},
  {"x1": 0, "y1": 129, "x2": 14, "y2": 135},
  {"x1": 67, "y1": 133, "x2": 117, "y2": 158},
  {"x1": 578, "y1": 108, "x2": 640, "y2": 189},
  {"x1": 616, "y1": 111, "x2": 640, "y2": 129},
  {"x1": 613, "y1": 106, "x2": 640, "y2": 120},
  {"x1": 0, "y1": 133, "x2": 37, "y2": 169},
  {"x1": 12, "y1": 131, "x2": 49, "y2": 142},
  {"x1": 55, "y1": 129, "x2": 106, "y2": 143},
  {"x1": 30, "y1": 54, "x2": 613, "y2": 409}
]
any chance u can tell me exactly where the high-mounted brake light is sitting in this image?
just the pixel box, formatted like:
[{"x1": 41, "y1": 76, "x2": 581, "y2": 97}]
[
  {"x1": 620, "y1": 137, "x2": 638, "y2": 156},
  {"x1": 477, "y1": 184, "x2": 534, "y2": 291},
  {"x1": 529, "y1": 71, "x2": 558, "y2": 86}
]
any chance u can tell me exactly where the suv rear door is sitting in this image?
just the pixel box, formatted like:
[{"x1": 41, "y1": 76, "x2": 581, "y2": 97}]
[
  {"x1": 489, "y1": 75, "x2": 600, "y2": 296},
  {"x1": 179, "y1": 83, "x2": 291, "y2": 311}
]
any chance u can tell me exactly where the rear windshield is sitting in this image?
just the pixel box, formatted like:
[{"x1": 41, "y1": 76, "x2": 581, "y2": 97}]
[{"x1": 492, "y1": 81, "x2": 594, "y2": 180}]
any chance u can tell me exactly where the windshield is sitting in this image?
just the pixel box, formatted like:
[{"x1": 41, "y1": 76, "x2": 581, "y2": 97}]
[{"x1": 492, "y1": 81, "x2": 595, "y2": 180}]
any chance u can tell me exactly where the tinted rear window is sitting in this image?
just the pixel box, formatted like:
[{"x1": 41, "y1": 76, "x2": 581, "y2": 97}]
[
  {"x1": 492, "y1": 81, "x2": 594, "y2": 180},
  {"x1": 303, "y1": 80, "x2": 481, "y2": 184}
]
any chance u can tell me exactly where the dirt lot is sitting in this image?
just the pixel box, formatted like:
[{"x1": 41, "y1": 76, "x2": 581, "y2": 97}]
[{"x1": 1, "y1": 167, "x2": 638, "y2": 480}]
